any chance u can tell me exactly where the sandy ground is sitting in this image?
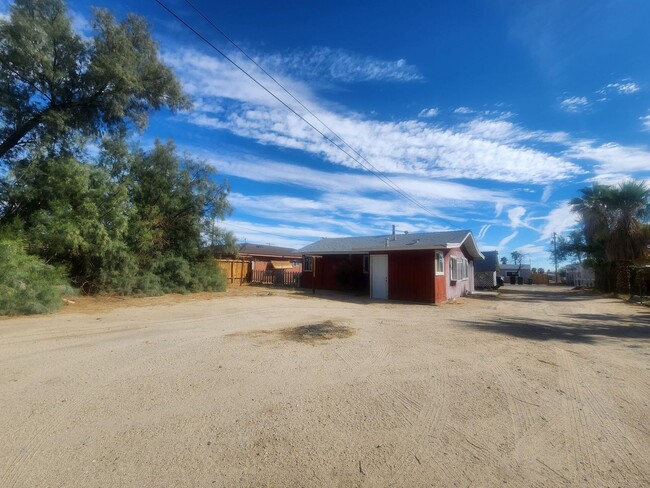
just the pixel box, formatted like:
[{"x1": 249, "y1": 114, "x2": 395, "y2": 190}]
[{"x1": 0, "y1": 285, "x2": 648, "y2": 487}]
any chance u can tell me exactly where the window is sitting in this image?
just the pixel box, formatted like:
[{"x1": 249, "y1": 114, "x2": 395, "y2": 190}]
[
  {"x1": 303, "y1": 256, "x2": 313, "y2": 272},
  {"x1": 450, "y1": 257, "x2": 458, "y2": 281},
  {"x1": 435, "y1": 251, "x2": 444, "y2": 275},
  {"x1": 363, "y1": 255, "x2": 369, "y2": 274},
  {"x1": 450, "y1": 256, "x2": 469, "y2": 281},
  {"x1": 460, "y1": 258, "x2": 469, "y2": 280}
]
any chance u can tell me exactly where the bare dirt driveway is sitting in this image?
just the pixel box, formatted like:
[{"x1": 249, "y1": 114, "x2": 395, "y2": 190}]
[{"x1": 1, "y1": 285, "x2": 648, "y2": 487}]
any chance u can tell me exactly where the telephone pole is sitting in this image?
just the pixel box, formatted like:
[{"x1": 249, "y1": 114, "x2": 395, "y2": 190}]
[{"x1": 553, "y1": 232, "x2": 558, "y2": 285}]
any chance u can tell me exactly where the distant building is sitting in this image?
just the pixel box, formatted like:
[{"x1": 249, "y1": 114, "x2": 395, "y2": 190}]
[
  {"x1": 238, "y1": 243, "x2": 302, "y2": 273},
  {"x1": 234, "y1": 244, "x2": 302, "y2": 286},
  {"x1": 499, "y1": 264, "x2": 532, "y2": 283}
]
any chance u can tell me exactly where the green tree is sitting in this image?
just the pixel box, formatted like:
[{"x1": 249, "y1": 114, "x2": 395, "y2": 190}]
[
  {"x1": 125, "y1": 139, "x2": 232, "y2": 263},
  {"x1": 0, "y1": 0, "x2": 188, "y2": 160},
  {"x1": 557, "y1": 230, "x2": 587, "y2": 264},
  {"x1": 510, "y1": 251, "x2": 523, "y2": 267},
  {"x1": 500, "y1": 256, "x2": 507, "y2": 265},
  {"x1": 0, "y1": 0, "x2": 233, "y2": 304},
  {"x1": 3, "y1": 149, "x2": 131, "y2": 289},
  {"x1": 570, "y1": 180, "x2": 650, "y2": 291}
]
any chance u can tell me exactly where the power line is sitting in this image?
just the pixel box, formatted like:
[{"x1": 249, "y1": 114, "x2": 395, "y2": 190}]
[
  {"x1": 154, "y1": 0, "x2": 460, "y2": 230},
  {"x1": 182, "y1": 0, "x2": 449, "y2": 222}
]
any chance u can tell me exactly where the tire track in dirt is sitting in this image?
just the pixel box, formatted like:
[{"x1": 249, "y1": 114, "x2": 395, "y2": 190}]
[
  {"x1": 556, "y1": 348, "x2": 597, "y2": 484},
  {"x1": 335, "y1": 342, "x2": 449, "y2": 485},
  {"x1": 385, "y1": 364, "x2": 448, "y2": 487},
  {"x1": 0, "y1": 317, "x2": 243, "y2": 488},
  {"x1": 580, "y1": 382, "x2": 649, "y2": 484},
  {"x1": 2, "y1": 305, "x2": 285, "y2": 347},
  {"x1": 492, "y1": 362, "x2": 539, "y2": 439}
]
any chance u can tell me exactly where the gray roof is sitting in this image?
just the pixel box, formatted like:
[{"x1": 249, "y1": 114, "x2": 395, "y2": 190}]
[
  {"x1": 239, "y1": 243, "x2": 300, "y2": 257},
  {"x1": 474, "y1": 250, "x2": 499, "y2": 272},
  {"x1": 299, "y1": 230, "x2": 483, "y2": 259}
]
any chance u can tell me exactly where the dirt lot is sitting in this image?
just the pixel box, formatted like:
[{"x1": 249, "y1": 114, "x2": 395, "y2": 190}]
[{"x1": 1, "y1": 285, "x2": 648, "y2": 487}]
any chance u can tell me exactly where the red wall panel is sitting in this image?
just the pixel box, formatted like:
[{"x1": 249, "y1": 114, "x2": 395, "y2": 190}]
[{"x1": 387, "y1": 250, "x2": 436, "y2": 303}]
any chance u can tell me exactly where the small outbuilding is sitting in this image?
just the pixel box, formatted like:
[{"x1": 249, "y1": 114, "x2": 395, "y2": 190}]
[
  {"x1": 474, "y1": 250, "x2": 499, "y2": 289},
  {"x1": 299, "y1": 229, "x2": 483, "y2": 303}
]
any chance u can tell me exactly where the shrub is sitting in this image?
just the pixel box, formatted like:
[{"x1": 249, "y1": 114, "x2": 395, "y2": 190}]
[
  {"x1": 0, "y1": 239, "x2": 71, "y2": 315},
  {"x1": 190, "y1": 259, "x2": 227, "y2": 292}
]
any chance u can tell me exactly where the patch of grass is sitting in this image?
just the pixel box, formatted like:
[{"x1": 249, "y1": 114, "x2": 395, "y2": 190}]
[{"x1": 280, "y1": 320, "x2": 355, "y2": 343}]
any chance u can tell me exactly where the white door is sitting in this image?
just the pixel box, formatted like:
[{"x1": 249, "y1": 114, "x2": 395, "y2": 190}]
[{"x1": 371, "y1": 254, "x2": 388, "y2": 299}]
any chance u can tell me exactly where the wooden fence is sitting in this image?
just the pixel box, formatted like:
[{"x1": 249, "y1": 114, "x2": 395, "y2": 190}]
[
  {"x1": 531, "y1": 273, "x2": 549, "y2": 285},
  {"x1": 250, "y1": 270, "x2": 302, "y2": 287},
  {"x1": 215, "y1": 259, "x2": 250, "y2": 286}
]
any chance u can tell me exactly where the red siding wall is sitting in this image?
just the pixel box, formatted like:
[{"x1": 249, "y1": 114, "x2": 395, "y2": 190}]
[
  {"x1": 434, "y1": 251, "x2": 447, "y2": 303},
  {"x1": 386, "y1": 250, "x2": 436, "y2": 303}
]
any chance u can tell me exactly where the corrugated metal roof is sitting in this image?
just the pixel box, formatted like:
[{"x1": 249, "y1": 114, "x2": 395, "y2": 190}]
[{"x1": 299, "y1": 230, "x2": 483, "y2": 259}]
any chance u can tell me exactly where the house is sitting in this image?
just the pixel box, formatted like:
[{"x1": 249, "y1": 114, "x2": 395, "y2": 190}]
[
  {"x1": 474, "y1": 250, "x2": 499, "y2": 288},
  {"x1": 238, "y1": 244, "x2": 302, "y2": 285},
  {"x1": 299, "y1": 228, "x2": 483, "y2": 303},
  {"x1": 499, "y1": 263, "x2": 532, "y2": 283}
]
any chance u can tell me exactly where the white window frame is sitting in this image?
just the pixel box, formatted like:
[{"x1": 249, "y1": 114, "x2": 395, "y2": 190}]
[
  {"x1": 450, "y1": 256, "x2": 469, "y2": 281},
  {"x1": 450, "y1": 257, "x2": 458, "y2": 281},
  {"x1": 435, "y1": 251, "x2": 444, "y2": 275},
  {"x1": 303, "y1": 256, "x2": 313, "y2": 272},
  {"x1": 461, "y1": 258, "x2": 469, "y2": 280}
]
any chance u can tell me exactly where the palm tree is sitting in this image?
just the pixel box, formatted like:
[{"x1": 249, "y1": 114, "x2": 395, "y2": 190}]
[
  {"x1": 571, "y1": 180, "x2": 650, "y2": 291},
  {"x1": 570, "y1": 183, "x2": 612, "y2": 254},
  {"x1": 606, "y1": 181, "x2": 650, "y2": 262}
]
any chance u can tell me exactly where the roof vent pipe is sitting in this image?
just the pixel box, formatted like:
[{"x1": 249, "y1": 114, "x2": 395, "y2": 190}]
[
  {"x1": 392, "y1": 225, "x2": 396, "y2": 240},
  {"x1": 385, "y1": 237, "x2": 389, "y2": 247}
]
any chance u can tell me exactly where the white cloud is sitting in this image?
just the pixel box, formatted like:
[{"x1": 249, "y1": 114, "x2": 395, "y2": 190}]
[
  {"x1": 165, "y1": 47, "x2": 585, "y2": 186},
  {"x1": 259, "y1": 46, "x2": 422, "y2": 83},
  {"x1": 507, "y1": 206, "x2": 526, "y2": 228},
  {"x1": 454, "y1": 106, "x2": 473, "y2": 114},
  {"x1": 564, "y1": 140, "x2": 650, "y2": 176},
  {"x1": 640, "y1": 114, "x2": 650, "y2": 132},
  {"x1": 599, "y1": 80, "x2": 640, "y2": 95},
  {"x1": 541, "y1": 185, "x2": 552, "y2": 203},
  {"x1": 221, "y1": 219, "x2": 339, "y2": 249},
  {"x1": 538, "y1": 201, "x2": 579, "y2": 241},
  {"x1": 418, "y1": 107, "x2": 439, "y2": 118},
  {"x1": 477, "y1": 224, "x2": 491, "y2": 240},
  {"x1": 191, "y1": 110, "x2": 582, "y2": 184},
  {"x1": 497, "y1": 231, "x2": 518, "y2": 249},
  {"x1": 560, "y1": 96, "x2": 588, "y2": 112},
  {"x1": 207, "y1": 154, "x2": 517, "y2": 207}
]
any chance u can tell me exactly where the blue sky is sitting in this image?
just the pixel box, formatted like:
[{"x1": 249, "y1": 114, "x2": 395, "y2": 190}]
[{"x1": 4, "y1": 0, "x2": 650, "y2": 268}]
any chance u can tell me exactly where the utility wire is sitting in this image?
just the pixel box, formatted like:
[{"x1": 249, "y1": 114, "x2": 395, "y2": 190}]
[{"x1": 155, "y1": 0, "x2": 459, "y2": 229}]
